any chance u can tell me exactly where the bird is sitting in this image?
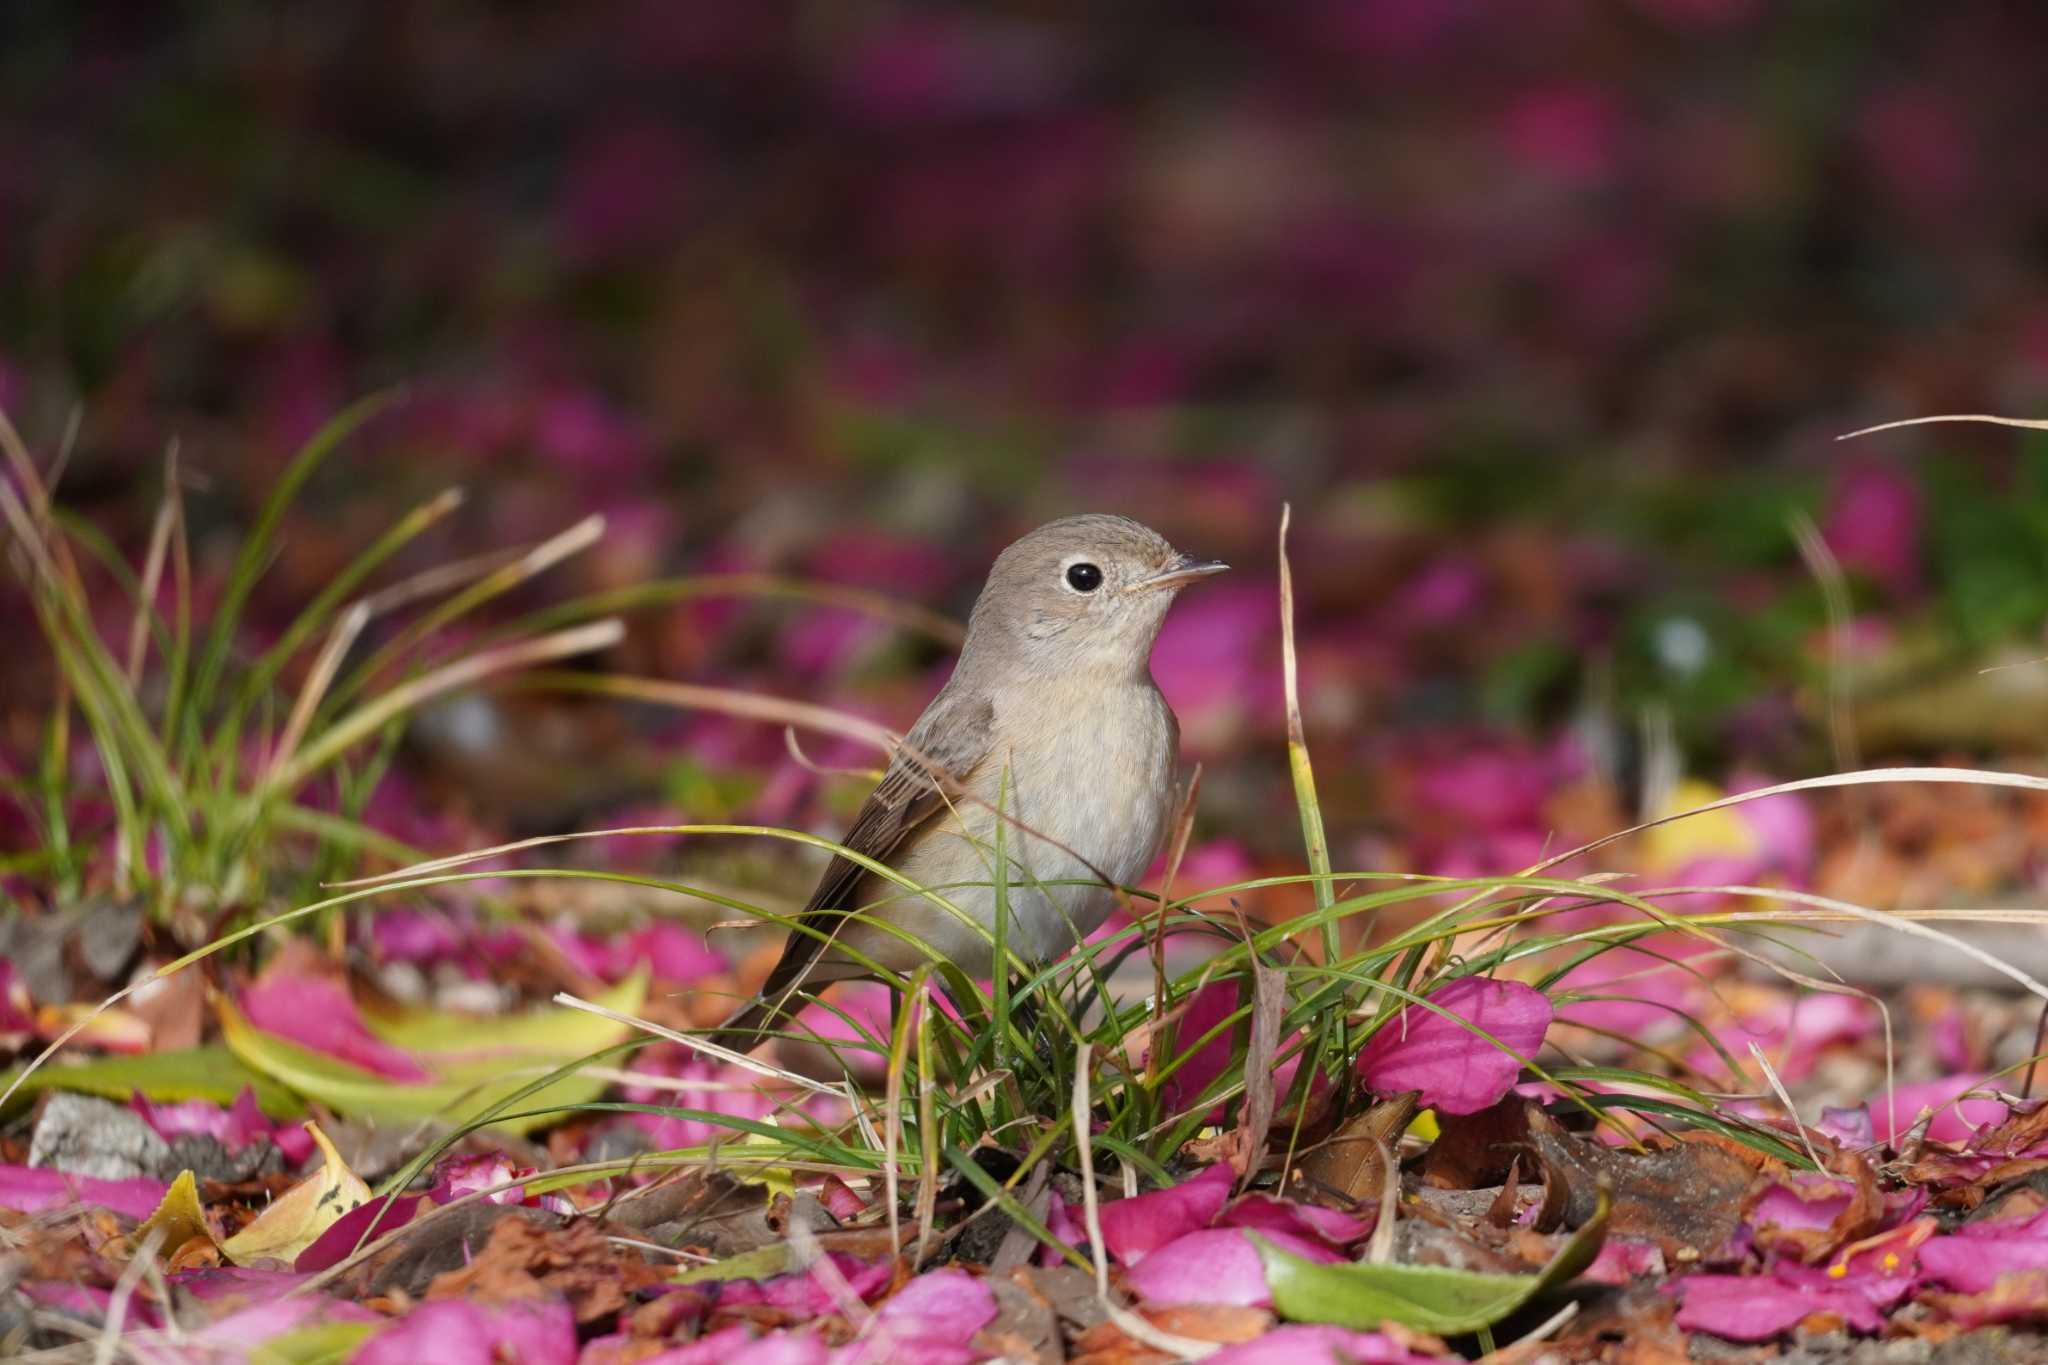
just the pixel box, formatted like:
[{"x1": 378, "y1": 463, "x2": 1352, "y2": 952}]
[{"x1": 712, "y1": 514, "x2": 1227, "y2": 1046}]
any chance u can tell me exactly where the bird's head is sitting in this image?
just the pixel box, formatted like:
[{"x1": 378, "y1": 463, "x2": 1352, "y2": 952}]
[{"x1": 966, "y1": 514, "x2": 1227, "y2": 675}]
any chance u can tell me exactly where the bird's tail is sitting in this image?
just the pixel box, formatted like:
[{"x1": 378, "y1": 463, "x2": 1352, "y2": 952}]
[{"x1": 701, "y1": 994, "x2": 797, "y2": 1053}]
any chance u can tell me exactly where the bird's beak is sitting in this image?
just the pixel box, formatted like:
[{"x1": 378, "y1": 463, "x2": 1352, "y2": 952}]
[{"x1": 1131, "y1": 553, "x2": 1230, "y2": 593}]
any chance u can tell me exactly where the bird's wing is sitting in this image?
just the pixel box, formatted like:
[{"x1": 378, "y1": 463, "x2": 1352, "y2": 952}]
[{"x1": 721, "y1": 687, "x2": 994, "y2": 1039}]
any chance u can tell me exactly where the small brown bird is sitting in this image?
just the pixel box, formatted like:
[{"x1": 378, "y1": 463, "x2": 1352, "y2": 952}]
[{"x1": 716, "y1": 514, "x2": 1226, "y2": 1043}]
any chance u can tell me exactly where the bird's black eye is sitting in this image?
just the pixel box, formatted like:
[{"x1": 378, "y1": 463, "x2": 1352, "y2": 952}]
[{"x1": 1065, "y1": 562, "x2": 1104, "y2": 593}]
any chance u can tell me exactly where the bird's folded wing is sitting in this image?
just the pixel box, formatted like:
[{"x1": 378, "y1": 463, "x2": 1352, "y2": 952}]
[{"x1": 741, "y1": 687, "x2": 994, "y2": 1027}]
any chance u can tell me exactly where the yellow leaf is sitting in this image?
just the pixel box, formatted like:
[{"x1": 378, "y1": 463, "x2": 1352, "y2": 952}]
[
  {"x1": 221, "y1": 1122, "x2": 368, "y2": 1265},
  {"x1": 124, "y1": 1169, "x2": 217, "y2": 1262},
  {"x1": 33, "y1": 1003, "x2": 154, "y2": 1053},
  {"x1": 1641, "y1": 778, "x2": 1756, "y2": 872}
]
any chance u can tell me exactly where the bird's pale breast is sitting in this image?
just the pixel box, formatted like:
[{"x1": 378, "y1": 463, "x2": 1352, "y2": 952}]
[{"x1": 833, "y1": 677, "x2": 1177, "y2": 979}]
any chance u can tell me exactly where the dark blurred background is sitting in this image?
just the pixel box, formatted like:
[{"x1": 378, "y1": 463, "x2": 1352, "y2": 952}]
[{"x1": 7, "y1": 1, "x2": 2048, "y2": 893}]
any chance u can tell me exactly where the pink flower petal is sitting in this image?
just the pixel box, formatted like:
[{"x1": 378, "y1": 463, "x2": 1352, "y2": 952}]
[
  {"x1": 354, "y1": 1297, "x2": 577, "y2": 1365},
  {"x1": 1040, "y1": 1188, "x2": 1084, "y2": 1268},
  {"x1": 0, "y1": 1165, "x2": 167, "y2": 1220},
  {"x1": 873, "y1": 1268, "x2": 997, "y2": 1343},
  {"x1": 1126, "y1": 1227, "x2": 1339, "y2": 1307},
  {"x1": 1922, "y1": 1234, "x2": 2048, "y2": 1294},
  {"x1": 1097, "y1": 1163, "x2": 1235, "y2": 1267},
  {"x1": 1673, "y1": 1270, "x2": 1884, "y2": 1341},
  {"x1": 1777, "y1": 1255, "x2": 1914, "y2": 1310},
  {"x1": 1731, "y1": 778, "x2": 1817, "y2": 873},
  {"x1": 367, "y1": 909, "x2": 467, "y2": 966},
  {"x1": 790, "y1": 983, "x2": 893, "y2": 1080},
  {"x1": 1750, "y1": 1173, "x2": 1856, "y2": 1234},
  {"x1": 832, "y1": 1344, "x2": 976, "y2": 1365},
  {"x1": 1822, "y1": 461, "x2": 1922, "y2": 595},
  {"x1": 241, "y1": 965, "x2": 430, "y2": 1083},
  {"x1": 1156, "y1": 979, "x2": 1242, "y2": 1123},
  {"x1": 129, "y1": 1086, "x2": 278, "y2": 1153},
  {"x1": 1551, "y1": 946, "x2": 1694, "y2": 1035},
  {"x1": 1872, "y1": 1075, "x2": 2008, "y2": 1145},
  {"x1": 732, "y1": 1331, "x2": 830, "y2": 1365},
  {"x1": 1582, "y1": 1237, "x2": 1666, "y2": 1286},
  {"x1": 719, "y1": 1254, "x2": 892, "y2": 1316},
  {"x1": 631, "y1": 1326, "x2": 761, "y2": 1365},
  {"x1": 1355, "y1": 977, "x2": 1551, "y2": 1115},
  {"x1": 1697, "y1": 994, "x2": 1878, "y2": 1086},
  {"x1": 294, "y1": 1194, "x2": 424, "y2": 1272},
  {"x1": 621, "y1": 1045, "x2": 776, "y2": 1149},
  {"x1": 631, "y1": 922, "x2": 730, "y2": 984},
  {"x1": 817, "y1": 1176, "x2": 867, "y2": 1221},
  {"x1": 1817, "y1": 1105, "x2": 1874, "y2": 1148},
  {"x1": 1216, "y1": 1193, "x2": 1371, "y2": 1248}
]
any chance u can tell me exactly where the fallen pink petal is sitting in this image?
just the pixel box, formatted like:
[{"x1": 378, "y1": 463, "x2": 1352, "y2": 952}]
[
  {"x1": 239, "y1": 963, "x2": 432, "y2": 1083},
  {"x1": 1355, "y1": 976, "x2": 1553, "y2": 1114},
  {"x1": 1097, "y1": 1163, "x2": 1236, "y2": 1266},
  {"x1": 294, "y1": 1194, "x2": 425, "y2": 1272},
  {"x1": 1672, "y1": 1267, "x2": 1887, "y2": 1341},
  {"x1": 1126, "y1": 1226, "x2": 1342, "y2": 1307},
  {"x1": 0, "y1": 1165, "x2": 169, "y2": 1220},
  {"x1": 353, "y1": 1296, "x2": 578, "y2": 1365},
  {"x1": 1217, "y1": 1192, "x2": 1373, "y2": 1249},
  {"x1": 720, "y1": 1254, "x2": 893, "y2": 1316},
  {"x1": 1874, "y1": 1075, "x2": 2010, "y2": 1145},
  {"x1": 870, "y1": 1268, "x2": 997, "y2": 1344},
  {"x1": 1583, "y1": 1236, "x2": 1667, "y2": 1285}
]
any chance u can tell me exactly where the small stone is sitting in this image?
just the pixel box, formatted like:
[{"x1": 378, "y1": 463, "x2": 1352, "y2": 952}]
[
  {"x1": 164, "y1": 1134, "x2": 282, "y2": 1184},
  {"x1": 76, "y1": 899, "x2": 143, "y2": 981},
  {"x1": 28, "y1": 1093, "x2": 169, "y2": 1183}
]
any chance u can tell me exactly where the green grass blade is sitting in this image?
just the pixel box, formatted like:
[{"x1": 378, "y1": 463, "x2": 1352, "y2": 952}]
[
  {"x1": 208, "y1": 485, "x2": 465, "y2": 777},
  {"x1": 183, "y1": 391, "x2": 398, "y2": 758}
]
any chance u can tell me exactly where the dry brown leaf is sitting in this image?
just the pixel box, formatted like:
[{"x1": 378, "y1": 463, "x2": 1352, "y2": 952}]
[
  {"x1": 1295, "y1": 1090, "x2": 1420, "y2": 1206},
  {"x1": 1070, "y1": 1304, "x2": 1271, "y2": 1365},
  {"x1": 426, "y1": 1216, "x2": 667, "y2": 1324},
  {"x1": 1486, "y1": 1156, "x2": 1522, "y2": 1228},
  {"x1": 1529, "y1": 1113, "x2": 1760, "y2": 1259},
  {"x1": 1745, "y1": 1150, "x2": 1884, "y2": 1263},
  {"x1": 1421, "y1": 1095, "x2": 1534, "y2": 1190},
  {"x1": 1231, "y1": 960, "x2": 1286, "y2": 1183}
]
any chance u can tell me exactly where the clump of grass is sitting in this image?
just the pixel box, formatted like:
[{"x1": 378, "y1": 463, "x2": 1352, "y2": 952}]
[{"x1": 0, "y1": 396, "x2": 628, "y2": 929}]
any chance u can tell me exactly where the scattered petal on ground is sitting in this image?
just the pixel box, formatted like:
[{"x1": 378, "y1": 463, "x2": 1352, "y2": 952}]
[
  {"x1": 0, "y1": 1165, "x2": 168, "y2": 1220},
  {"x1": 1355, "y1": 976, "x2": 1553, "y2": 1115},
  {"x1": 1127, "y1": 1226, "x2": 1342, "y2": 1307},
  {"x1": 1097, "y1": 1163, "x2": 1236, "y2": 1266},
  {"x1": 353, "y1": 1296, "x2": 579, "y2": 1365}
]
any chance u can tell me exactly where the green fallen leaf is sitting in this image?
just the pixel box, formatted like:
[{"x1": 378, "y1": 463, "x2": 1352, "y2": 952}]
[
  {"x1": 251, "y1": 1321, "x2": 381, "y2": 1365},
  {"x1": 219, "y1": 970, "x2": 648, "y2": 1136},
  {"x1": 673, "y1": 1243, "x2": 795, "y2": 1285},
  {"x1": 1253, "y1": 1184, "x2": 1610, "y2": 1335},
  {"x1": 0, "y1": 1046, "x2": 304, "y2": 1118}
]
